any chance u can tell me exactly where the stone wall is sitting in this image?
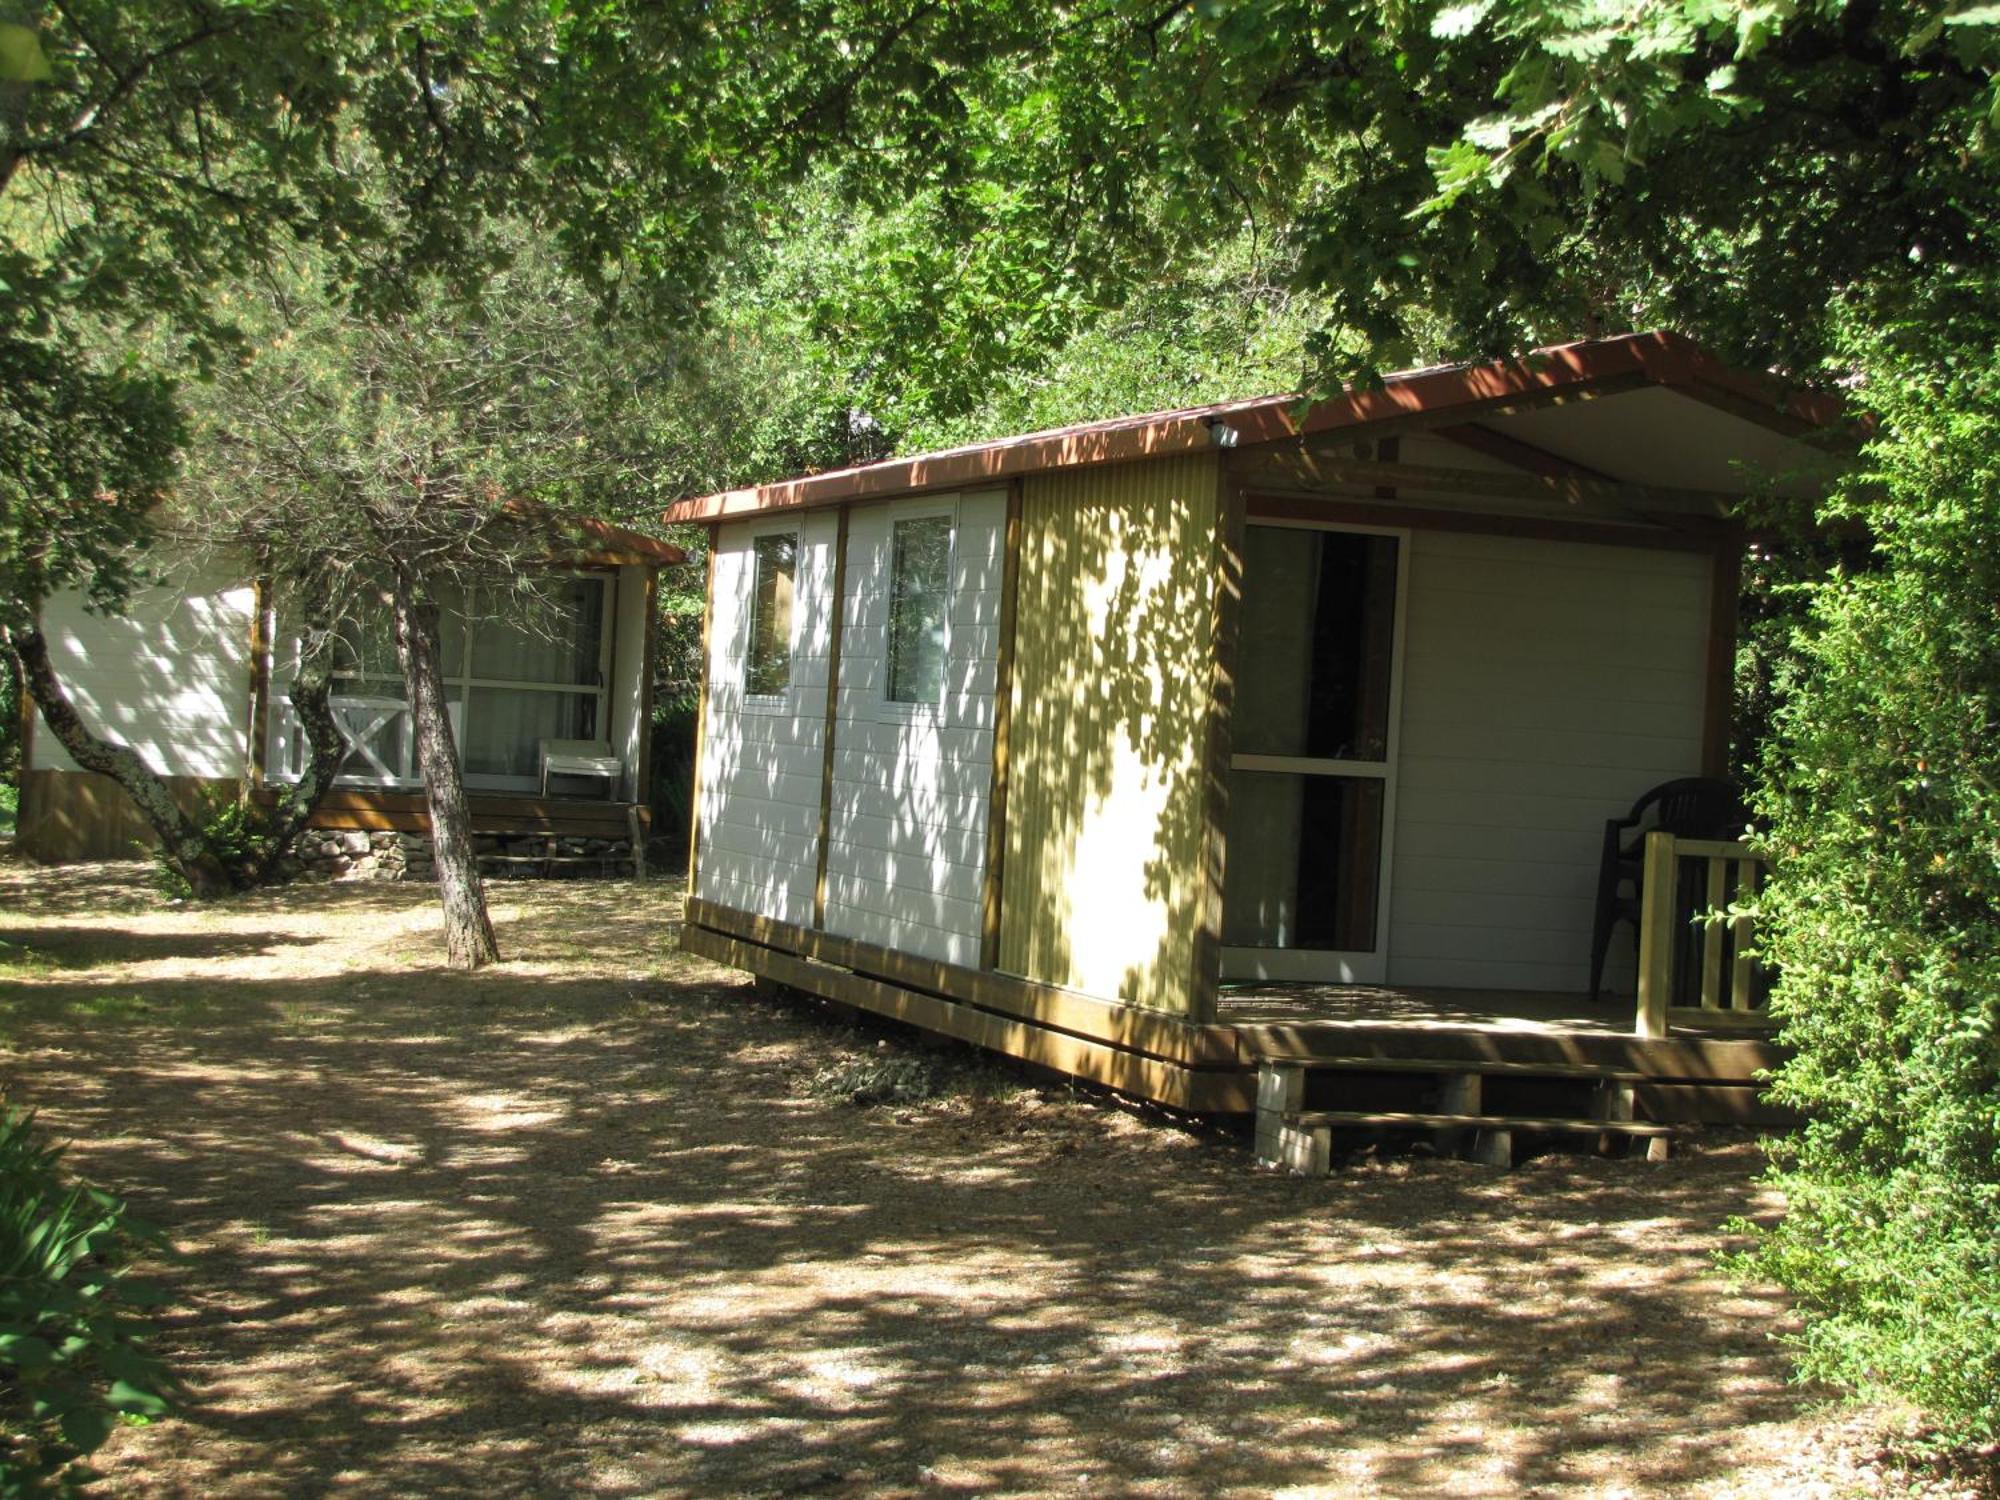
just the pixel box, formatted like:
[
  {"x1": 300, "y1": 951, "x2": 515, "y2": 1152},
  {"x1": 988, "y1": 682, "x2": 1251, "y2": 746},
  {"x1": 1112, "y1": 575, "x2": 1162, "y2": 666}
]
[{"x1": 286, "y1": 829, "x2": 637, "y2": 882}]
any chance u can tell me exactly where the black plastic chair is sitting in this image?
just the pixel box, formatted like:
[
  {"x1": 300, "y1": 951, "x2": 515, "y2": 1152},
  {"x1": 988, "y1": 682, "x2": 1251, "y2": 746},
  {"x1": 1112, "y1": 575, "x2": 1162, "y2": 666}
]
[{"x1": 1588, "y1": 777, "x2": 1744, "y2": 999}]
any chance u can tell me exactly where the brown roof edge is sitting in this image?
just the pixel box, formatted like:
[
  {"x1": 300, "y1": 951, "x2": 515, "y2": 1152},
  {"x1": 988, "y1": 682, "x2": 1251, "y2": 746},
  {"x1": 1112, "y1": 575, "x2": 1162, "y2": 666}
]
[
  {"x1": 502, "y1": 501, "x2": 687, "y2": 565},
  {"x1": 663, "y1": 330, "x2": 1846, "y2": 524},
  {"x1": 567, "y1": 514, "x2": 687, "y2": 566}
]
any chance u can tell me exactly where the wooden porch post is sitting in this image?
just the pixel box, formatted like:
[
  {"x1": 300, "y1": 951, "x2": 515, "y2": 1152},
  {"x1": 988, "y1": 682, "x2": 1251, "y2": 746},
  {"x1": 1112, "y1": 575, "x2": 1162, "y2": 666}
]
[
  {"x1": 980, "y1": 481, "x2": 1024, "y2": 971},
  {"x1": 1193, "y1": 469, "x2": 1246, "y2": 1024},
  {"x1": 686, "y1": 525, "x2": 719, "y2": 896},
  {"x1": 246, "y1": 575, "x2": 273, "y2": 795},
  {"x1": 1701, "y1": 531, "x2": 1743, "y2": 780},
  {"x1": 1635, "y1": 829, "x2": 1678, "y2": 1039}
]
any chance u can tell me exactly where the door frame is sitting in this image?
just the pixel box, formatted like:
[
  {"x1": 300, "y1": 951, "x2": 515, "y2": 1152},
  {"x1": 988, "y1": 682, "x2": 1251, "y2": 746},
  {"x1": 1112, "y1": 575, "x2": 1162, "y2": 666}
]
[{"x1": 1220, "y1": 517, "x2": 1411, "y2": 984}]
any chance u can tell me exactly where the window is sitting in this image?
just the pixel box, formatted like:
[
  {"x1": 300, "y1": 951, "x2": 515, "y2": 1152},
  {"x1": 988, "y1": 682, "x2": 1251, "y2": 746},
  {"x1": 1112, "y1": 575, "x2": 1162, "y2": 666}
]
[
  {"x1": 461, "y1": 578, "x2": 606, "y2": 780},
  {"x1": 1233, "y1": 527, "x2": 1399, "y2": 761},
  {"x1": 887, "y1": 514, "x2": 952, "y2": 706},
  {"x1": 314, "y1": 574, "x2": 612, "y2": 790},
  {"x1": 746, "y1": 532, "x2": 797, "y2": 697}
]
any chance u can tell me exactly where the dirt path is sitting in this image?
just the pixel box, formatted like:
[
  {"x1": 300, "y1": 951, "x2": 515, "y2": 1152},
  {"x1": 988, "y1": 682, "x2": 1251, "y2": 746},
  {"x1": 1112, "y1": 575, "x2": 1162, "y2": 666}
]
[{"x1": 0, "y1": 860, "x2": 1895, "y2": 1497}]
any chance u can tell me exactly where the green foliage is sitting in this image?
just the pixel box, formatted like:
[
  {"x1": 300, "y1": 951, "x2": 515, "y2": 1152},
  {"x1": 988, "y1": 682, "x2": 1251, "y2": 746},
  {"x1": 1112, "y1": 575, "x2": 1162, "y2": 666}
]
[
  {"x1": 1, "y1": 654, "x2": 16, "y2": 778},
  {"x1": 1734, "y1": 294, "x2": 2000, "y2": 1444},
  {"x1": 1026, "y1": 1, "x2": 2000, "y2": 380},
  {"x1": 147, "y1": 794, "x2": 261, "y2": 901},
  {"x1": 803, "y1": 1052, "x2": 959, "y2": 1108},
  {"x1": 0, "y1": 1107, "x2": 177, "y2": 1495},
  {"x1": 897, "y1": 230, "x2": 1343, "y2": 451},
  {"x1": 0, "y1": 334, "x2": 181, "y2": 635}
]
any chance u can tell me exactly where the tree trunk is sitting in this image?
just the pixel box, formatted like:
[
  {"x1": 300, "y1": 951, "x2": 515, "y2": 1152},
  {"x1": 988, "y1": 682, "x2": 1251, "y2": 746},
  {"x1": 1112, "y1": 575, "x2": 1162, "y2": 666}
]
[
  {"x1": 4, "y1": 622, "x2": 235, "y2": 897},
  {"x1": 391, "y1": 565, "x2": 499, "y2": 969},
  {"x1": 247, "y1": 574, "x2": 347, "y2": 885}
]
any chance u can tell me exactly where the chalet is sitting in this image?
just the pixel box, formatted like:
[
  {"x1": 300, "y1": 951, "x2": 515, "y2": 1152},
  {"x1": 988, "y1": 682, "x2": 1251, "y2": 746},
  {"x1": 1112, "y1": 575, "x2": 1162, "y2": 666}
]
[
  {"x1": 15, "y1": 518, "x2": 682, "y2": 877},
  {"x1": 669, "y1": 331, "x2": 1846, "y2": 1169}
]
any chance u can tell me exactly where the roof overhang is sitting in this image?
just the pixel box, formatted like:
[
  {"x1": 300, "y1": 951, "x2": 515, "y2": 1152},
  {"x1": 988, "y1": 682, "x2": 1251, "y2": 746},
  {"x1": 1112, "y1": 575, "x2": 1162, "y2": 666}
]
[
  {"x1": 663, "y1": 331, "x2": 1848, "y2": 525},
  {"x1": 505, "y1": 503, "x2": 686, "y2": 566}
]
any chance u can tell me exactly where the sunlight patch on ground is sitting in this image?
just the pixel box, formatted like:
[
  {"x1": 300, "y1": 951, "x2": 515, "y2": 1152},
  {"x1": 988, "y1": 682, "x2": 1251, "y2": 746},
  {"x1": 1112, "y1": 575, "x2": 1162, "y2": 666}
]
[{"x1": 0, "y1": 858, "x2": 1933, "y2": 1499}]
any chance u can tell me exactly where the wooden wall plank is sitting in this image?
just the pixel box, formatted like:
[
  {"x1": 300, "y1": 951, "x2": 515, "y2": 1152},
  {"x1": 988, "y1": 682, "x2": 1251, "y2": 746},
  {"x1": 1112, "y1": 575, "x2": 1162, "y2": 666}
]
[
  {"x1": 999, "y1": 453, "x2": 1222, "y2": 1015},
  {"x1": 1191, "y1": 475, "x2": 1244, "y2": 1023},
  {"x1": 812, "y1": 505, "x2": 851, "y2": 928},
  {"x1": 980, "y1": 480, "x2": 1024, "y2": 970}
]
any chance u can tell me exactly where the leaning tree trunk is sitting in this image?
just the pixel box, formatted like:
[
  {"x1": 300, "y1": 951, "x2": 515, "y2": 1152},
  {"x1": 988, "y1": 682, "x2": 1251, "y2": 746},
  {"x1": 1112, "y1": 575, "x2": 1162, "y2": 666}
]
[
  {"x1": 391, "y1": 564, "x2": 499, "y2": 969},
  {"x1": 246, "y1": 575, "x2": 348, "y2": 885},
  {"x1": 4, "y1": 622, "x2": 235, "y2": 897}
]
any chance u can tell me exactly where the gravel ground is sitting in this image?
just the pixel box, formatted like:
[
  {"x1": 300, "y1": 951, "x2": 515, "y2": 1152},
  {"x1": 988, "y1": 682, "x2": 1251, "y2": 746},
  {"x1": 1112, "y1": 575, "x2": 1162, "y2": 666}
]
[{"x1": 0, "y1": 857, "x2": 1938, "y2": 1497}]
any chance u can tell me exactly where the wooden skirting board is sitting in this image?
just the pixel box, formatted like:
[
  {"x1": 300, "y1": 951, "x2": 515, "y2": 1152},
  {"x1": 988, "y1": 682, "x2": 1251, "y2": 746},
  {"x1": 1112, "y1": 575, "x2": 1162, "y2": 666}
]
[
  {"x1": 15, "y1": 769, "x2": 233, "y2": 862},
  {"x1": 249, "y1": 787, "x2": 645, "y2": 839},
  {"x1": 686, "y1": 898, "x2": 1244, "y2": 1068},
  {"x1": 679, "y1": 920, "x2": 1256, "y2": 1114}
]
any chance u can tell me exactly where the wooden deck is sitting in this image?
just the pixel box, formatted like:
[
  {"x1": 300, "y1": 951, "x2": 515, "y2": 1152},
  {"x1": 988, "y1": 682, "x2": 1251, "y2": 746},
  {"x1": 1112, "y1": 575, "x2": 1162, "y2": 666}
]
[
  {"x1": 1218, "y1": 982, "x2": 1779, "y2": 1078},
  {"x1": 680, "y1": 899, "x2": 1786, "y2": 1122},
  {"x1": 252, "y1": 787, "x2": 648, "y2": 839}
]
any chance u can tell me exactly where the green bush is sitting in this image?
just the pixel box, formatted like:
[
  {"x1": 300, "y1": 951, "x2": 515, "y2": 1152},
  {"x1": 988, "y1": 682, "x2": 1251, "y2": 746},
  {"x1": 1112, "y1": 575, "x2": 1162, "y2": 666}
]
[
  {"x1": 148, "y1": 794, "x2": 262, "y2": 900},
  {"x1": 1736, "y1": 299, "x2": 2000, "y2": 1445},
  {"x1": 0, "y1": 1107, "x2": 177, "y2": 1494},
  {"x1": 648, "y1": 689, "x2": 700, "y2": 864}
]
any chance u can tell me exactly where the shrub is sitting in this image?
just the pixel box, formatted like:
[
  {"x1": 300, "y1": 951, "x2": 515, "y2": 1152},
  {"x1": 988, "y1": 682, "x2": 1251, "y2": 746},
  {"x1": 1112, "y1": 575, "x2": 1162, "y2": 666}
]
[
  {"x1": 0, "y1": 1107, "x2": 177, "y2": 1494},
  {"x1": 148, "y1": 793, "x2": 262, "y2": 900},
  {"x1": 803, "y1": 1051, "x2": 959, "y2": 1108},
  {"x1": 1736, "y1": 298, "x2": 2000, "y2": 1446},
  {"x1": 648, "y1": 689, "x2": 700, "y2": 864}
]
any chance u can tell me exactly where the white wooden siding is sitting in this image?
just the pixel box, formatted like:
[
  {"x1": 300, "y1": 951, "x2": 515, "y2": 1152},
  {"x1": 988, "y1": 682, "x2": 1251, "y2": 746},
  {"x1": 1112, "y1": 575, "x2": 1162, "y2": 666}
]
[
  {"x1": 821, "y1": 490, "x2": 1006, "y2": 967},
  {"x1": 30, "y1": 556, "x2": 254, "y2": 780},
  {"x1": 694, "y1": 512, "x2": 841, "y2": 927},
  {"x1": 1385, "y1": 531, "x2": 1711, "y2": 992}
]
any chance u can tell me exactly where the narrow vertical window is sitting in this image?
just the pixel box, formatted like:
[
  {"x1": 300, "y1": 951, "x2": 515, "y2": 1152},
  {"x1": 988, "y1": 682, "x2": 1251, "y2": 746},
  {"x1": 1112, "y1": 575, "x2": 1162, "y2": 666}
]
[
  {"x1": 887, "y1": 515, "x2": 952, "y2": 705},
  {"x1": 746, "y1": 533, "x2": 796, "y2": 696}
]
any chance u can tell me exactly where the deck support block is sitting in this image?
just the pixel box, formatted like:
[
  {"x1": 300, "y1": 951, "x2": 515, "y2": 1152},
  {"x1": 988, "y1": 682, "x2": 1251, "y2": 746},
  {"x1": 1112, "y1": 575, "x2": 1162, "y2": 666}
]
[
  {"x1": 1255, "y1": 1063, "x2": 1307, "y2": 1169},
  {"x1": 1256, "y1": 1063, "x2": 1329, "y2": 1176},
  {"x1": 1279, "y1": 1122, "x2": 1332, "y2": 1177},
  {"x1": 1595, "y1": 1079, "x2": 1637, "y2": 1157},
  {"x1": 1472, "y1": 1127, "x2": 1514, "y2": 1169},
  {"x1": 1435, "y1": 1071, "x2": 1480, "y2": 1158},
  {"x1": 1645, "y1": 1134, "x2": 1673, "y2": 1163}
]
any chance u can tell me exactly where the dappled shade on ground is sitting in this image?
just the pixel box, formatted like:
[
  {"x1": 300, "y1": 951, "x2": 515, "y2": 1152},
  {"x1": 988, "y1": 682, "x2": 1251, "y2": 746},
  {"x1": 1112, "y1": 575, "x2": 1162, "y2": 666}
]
[{"x1": 0, "y1": 860, "x2": 1892, "y2": 1497}]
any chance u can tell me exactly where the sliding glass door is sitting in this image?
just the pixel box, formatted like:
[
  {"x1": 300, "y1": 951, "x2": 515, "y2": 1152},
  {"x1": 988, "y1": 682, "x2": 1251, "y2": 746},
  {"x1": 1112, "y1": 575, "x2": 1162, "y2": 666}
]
[{"x1": 1221, "y1": 521, "x2": 1407, "y2": 983}]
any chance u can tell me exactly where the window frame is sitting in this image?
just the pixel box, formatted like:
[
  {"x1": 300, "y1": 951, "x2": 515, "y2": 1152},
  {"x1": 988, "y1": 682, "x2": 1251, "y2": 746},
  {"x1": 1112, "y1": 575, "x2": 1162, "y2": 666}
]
[
  {"x1": 875, "y1": 497, "x2": 959, "y2": 725},
  {"x1": 740, "y1": 522, "x2": 804, "y2": 716},
  {"x1": 1219, "y1": 518, "x2": 1411, "y2": 984}
]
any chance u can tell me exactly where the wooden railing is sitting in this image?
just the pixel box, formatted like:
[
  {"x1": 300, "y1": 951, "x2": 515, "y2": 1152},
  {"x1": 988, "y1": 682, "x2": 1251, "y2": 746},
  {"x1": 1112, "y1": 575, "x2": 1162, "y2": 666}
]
[
  {"x1": 1634, "y1": 831, "x2": 1774, "y2": 1038},
  {"x1": 271, "y1": 695, "x2": 462, "y2": 787}
]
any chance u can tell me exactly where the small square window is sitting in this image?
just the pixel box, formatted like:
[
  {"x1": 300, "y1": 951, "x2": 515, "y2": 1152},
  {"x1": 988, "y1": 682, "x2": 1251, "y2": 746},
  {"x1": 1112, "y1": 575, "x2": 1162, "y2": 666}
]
[
  {"x1": 746, "y1": 532, "x2": 796, "y2": 696},
  {"x1": 887, "y1": 515, "x2": 952, "y2": 706}
]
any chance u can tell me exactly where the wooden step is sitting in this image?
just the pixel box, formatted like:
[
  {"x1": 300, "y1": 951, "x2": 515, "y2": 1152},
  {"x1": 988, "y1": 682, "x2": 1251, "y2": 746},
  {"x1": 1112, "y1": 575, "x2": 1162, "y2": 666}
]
[
  {"x1": 1282, "y1": 1057, "x2": 1645, "y2": 1082},
  {"x1": 1253, "y1": 1059, "x2": 1675, "y2": 1174},
  {"x1": 478, "y1": 854, "x2": 627, "y2": 868},
  {"x1": 1288, "y1": 1108, "x2": 1670, "y2": 1136}
]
